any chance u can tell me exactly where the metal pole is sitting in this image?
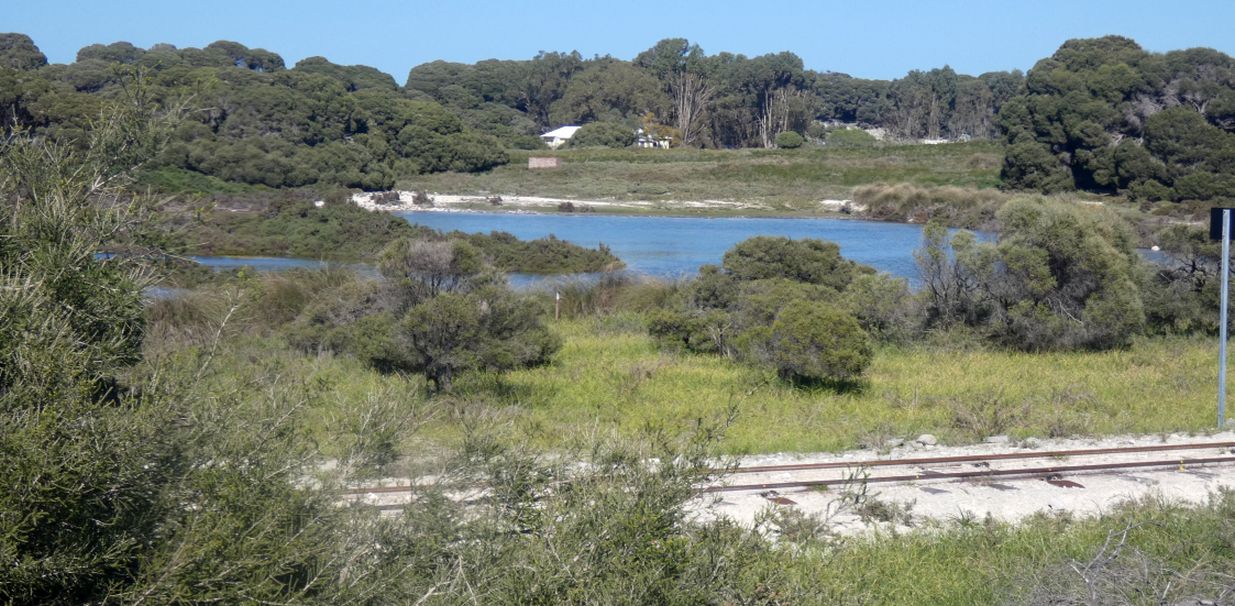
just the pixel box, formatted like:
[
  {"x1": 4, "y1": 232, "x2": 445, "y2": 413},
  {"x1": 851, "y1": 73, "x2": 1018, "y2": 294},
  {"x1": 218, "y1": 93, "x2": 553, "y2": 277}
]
[{"x1": 1221, "y1": 209, "x2": 1231, "y2": 429}]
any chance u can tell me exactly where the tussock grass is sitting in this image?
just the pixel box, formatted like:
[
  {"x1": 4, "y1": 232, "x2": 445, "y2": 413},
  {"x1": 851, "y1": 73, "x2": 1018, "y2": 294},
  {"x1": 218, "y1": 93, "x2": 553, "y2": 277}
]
[{"x1": 450, "y1": 320, "x2": 1227, "y2": 453}]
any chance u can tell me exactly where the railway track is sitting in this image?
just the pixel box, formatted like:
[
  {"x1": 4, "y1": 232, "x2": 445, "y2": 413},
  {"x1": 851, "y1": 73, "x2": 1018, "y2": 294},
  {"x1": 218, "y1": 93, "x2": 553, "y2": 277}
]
[
  {"x1": 339, "y1": 441, "x2": 1235, "y2": 510},
  {"x1": 705, "y1": 441, "x2": 1235, "y2": 493}
]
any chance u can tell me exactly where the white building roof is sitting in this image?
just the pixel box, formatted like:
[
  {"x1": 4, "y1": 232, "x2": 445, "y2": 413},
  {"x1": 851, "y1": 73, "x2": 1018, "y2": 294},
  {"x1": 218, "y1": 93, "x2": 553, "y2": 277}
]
[{"x1": 541, "y1": 125, "x2": 582, "y2": 139}]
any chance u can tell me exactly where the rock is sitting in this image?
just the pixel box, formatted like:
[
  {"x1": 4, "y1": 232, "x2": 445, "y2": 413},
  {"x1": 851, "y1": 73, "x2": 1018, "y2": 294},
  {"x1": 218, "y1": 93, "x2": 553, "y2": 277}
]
[
  {"x1": 884, "y1": 438, "x2": 905, "y2": 448},
  {"x1": 915, "y1": 434, "x2": 938, "y2": 446},
  {"x1": 984, "y1": 435, "x2": 1009, "y2": 445},
  {"x1": 1021, "y1": 437, "x2": 1042, "y2": 449}
]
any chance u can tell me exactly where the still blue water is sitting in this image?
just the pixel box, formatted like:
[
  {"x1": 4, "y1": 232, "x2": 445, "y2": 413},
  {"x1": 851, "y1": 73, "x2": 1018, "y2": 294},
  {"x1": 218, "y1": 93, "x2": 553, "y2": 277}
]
[{"x1": 401, "y1": 212, "x2": 931, "y2": 280}]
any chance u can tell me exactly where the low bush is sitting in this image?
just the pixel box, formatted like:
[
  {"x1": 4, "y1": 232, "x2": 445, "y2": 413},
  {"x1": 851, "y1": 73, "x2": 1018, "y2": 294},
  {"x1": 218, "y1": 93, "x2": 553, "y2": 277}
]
[
  {"x1": 855, "y1": 183, "x2": 1009, "y2": 229},
  {"x1": 759, "y1": 300, "x2": 873, "y2": 384},
  {"x1": 775, "y1": 130, "x2": 805, "y2": 149}
]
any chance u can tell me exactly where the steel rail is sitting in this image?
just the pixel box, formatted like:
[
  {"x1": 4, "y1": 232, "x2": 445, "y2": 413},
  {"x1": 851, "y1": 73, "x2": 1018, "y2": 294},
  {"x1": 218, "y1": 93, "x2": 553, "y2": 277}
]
[
  {"x1": 720, "y1": 441, "x2": 1235, "y2": 475},
  {"x1": 338, "y1": 442, "x2": 1235, "y2": 499},
  {"x1": 703, "y1": 455, "x2": 1235, "y2": 493}
]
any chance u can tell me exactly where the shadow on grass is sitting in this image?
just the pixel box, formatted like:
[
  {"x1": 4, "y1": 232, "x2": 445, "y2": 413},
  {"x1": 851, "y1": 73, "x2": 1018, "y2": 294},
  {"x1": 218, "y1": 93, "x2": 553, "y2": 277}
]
[
  {"x1": 783, "y1": 375, "x2": 869, "y2": 395},
  {"x1": 450, "y1": 371, "x2": 555, "y2": 405}
]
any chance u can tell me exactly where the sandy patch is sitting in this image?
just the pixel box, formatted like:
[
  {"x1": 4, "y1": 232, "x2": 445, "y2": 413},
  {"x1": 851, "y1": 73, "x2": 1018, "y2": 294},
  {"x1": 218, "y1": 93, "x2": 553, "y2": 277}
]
[
  {"x1": 695, "y1": 431, "x2": 1235, "y2": 536},
  {"x1": 350, "y1": 191, "x2": 773, "y2": 213}
]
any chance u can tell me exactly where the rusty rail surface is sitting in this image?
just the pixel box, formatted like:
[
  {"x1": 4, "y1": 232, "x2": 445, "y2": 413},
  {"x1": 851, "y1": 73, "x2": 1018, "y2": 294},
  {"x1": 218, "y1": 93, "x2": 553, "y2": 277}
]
[
  {"x1": 720, "y1": 441, "x2": 1235, "y2": 475},
  {"x1": 705, "y1": 456, "x2": 1235, "y2": 493},
  {"x1": 340, "y1": 442, "x2": 1235, "y2": 500}
]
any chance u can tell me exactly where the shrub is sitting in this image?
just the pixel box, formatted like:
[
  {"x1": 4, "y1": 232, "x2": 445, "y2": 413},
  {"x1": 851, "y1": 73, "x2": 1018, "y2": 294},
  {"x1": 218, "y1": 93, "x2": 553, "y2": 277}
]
[
  {"x1": 917, "y1": 200, "x2": 1147, "y2": 350},
  {"x1": 567, "y1": 122, "x2": 636, "y2": 148},
  {"x1": 403, "y1": 288, "x2": 560, "y2": 391},
  {"x1": 775, "y1": 130, "x2": 804, "y2": 149},
  {"x1": 825, "y1": 127, "x2": 878, "y2": 148},
  {"x1": 762, "y1": 300, "x2": 873, "y2": 383},
  {"x1": 722, "y1": 236, "x2": 862, "y2": 291}
]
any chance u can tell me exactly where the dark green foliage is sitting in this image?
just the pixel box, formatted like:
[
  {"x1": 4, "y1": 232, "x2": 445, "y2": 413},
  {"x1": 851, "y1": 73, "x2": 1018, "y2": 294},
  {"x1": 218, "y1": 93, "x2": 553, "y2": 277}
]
[
  {"x1": 840, "y1": 273, "x2": 918, "y2": 342},
  {"x1": 379, "y1": 238, "x2": 491, "y2": 302},
  {"x1": 293, "y1": 55, "x2": 398, "y2": 91},
  {"x1": 550, "y1": 59, "x2": 669, "y2": 126},
  {"x1": 403, "y1": 287, "x2": 560, "y2": 391},
  {"x1": 999, "y1": 36, "x2": 1235, "y2": 201},
  {"x1": 456, "y1": 231, "x2": 623, "y2": 274},
  {"x1": 917, "y1": 200, "x2": 1146, "y2": 350},
  {"x1": 6, "y1": 38, "x2": 509, "y2": 190},
  {"x1": 1140, "y1": 224, "x2": 1223, "y2": 334},
  {"x1": 774, "y1": 130, "x2": 804, "y2": 148},
  {"x1": 1, "y1": 95, "x2": 408, "y2": 605},
  {"x1": 721, "y1": 236, "x2": 864, "y2": 290},
  {"x1": 156, "y1": 190, "x2": 622, "y2": 272},
  {"x1": 567, "y1": 121, "x2": 637, "y2": 148},
  {"x1": 287, "y1": 238, "x2": 561, "y2": 389},
  {"x1": 164, "y1": 193, "x2": 430, "y2": 260},
  {"x1": 0, "y1": 33, "x2": 47, "y2": 70},
  {"x1": 760, "y1": 300, "x2": 873, "y2": 383},
  {"x1": 650, "y1": 237, "x2": 883, "y2": 385}
]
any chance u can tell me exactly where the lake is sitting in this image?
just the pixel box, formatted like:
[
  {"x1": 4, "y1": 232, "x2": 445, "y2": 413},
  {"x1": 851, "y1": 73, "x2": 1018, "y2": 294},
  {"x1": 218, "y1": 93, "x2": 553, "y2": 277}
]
[{"x1": 401, "y1": 212, "x2": 932, "y2": 281}]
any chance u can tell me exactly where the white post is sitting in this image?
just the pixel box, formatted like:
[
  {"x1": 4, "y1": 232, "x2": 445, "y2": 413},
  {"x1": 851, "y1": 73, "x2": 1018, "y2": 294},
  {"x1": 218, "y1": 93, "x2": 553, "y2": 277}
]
[{"x1": 1220, "y1": 209, "x2": 1231, "y2": 429}]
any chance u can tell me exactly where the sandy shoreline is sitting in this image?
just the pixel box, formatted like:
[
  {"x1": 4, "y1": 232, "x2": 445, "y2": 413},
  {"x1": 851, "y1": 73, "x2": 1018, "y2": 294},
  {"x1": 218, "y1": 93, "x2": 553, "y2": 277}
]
[{"x1": 350, "y1": 191, "x2": 864, "y2": 216}]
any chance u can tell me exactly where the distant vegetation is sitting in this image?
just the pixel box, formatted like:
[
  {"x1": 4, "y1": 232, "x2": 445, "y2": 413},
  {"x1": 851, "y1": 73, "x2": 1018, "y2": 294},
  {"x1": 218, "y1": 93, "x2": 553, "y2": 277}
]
[
  {"x1": 1000, "y1": 36, "x2": 1235, "y2": 204},
  {"x1": 1, "y1": 31, "x2": 1021, "y2": 195},
  {"x1": 7, "y1": 31, "x2": 1232, "y2": 213},
  {"x1": 151, "y1": 190, "x2": 622, "y2": 273},
  {"x1": 405, "y1": 142, "x2": 1005, "y2": 209}
]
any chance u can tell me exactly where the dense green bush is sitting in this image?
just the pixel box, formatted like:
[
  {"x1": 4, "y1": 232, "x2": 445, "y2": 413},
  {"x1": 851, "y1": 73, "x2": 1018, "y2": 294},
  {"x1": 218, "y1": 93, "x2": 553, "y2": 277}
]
[
  {"x1": 403, "y1": 287, "x2": 560, "y2": 391},
  {"x1": 998, "y1": 36, "x2": 1235, "y2": 202},
  {"x1": 774, "y1": 130, "x2": 804, "y2": 148},
  {"x1": 157, "y1": 193, "x2": 624, "y2": 272},
  {"x1": 760, "y1": 300, "x2": 873, "y2": 383},
  {"x1": 649, "y1": 237, "x2": 883, "y2": 385},
  {"x1": 917, "y1": 199, "x2": 1146, "y2": 350},
  {"x1": 566, "y1": 121, "x2": 637, "y2": 148},
  {"x1": 286, "y1": 237, "x2": 560, "y2": 389},
  {"x1": 456, "y1": 231, "x2": 624, "y2": 274},
  {"x1": 825, "y1": 127, "x2": 878, "y2": 147},
  {"x1": 722, "y1": 236, "x2": 865, "y2": 290}
]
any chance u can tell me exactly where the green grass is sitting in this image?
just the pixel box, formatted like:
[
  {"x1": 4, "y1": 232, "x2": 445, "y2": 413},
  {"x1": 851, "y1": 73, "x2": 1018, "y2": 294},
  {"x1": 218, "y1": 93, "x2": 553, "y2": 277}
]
[
  {"x1": 779, "y1": 491, "x2": 1235, "y2": 603},
  {"x1": 160, "y1": 312, "x2": 1229, "y2": 456},
  {"x1": 400, "y1": 142, "x2": 1003, "y2": 209},
  {"x1": 445, "y1": 317, "x2": 1227, "y2": 453}
]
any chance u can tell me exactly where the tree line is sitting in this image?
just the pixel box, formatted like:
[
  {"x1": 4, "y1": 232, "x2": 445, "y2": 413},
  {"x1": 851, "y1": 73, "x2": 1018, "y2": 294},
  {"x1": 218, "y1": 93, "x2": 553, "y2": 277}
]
[
  {"x1": 4, "y1": 33, "x2": 1234, "y2": 206},
  {"x1": 999, "y1": 35, "x2": 1235, "y2": 204},
  {"x1": 0, "y1": 33, "x2": 1025, "y2": 187},
  {"x1": 404, "y1": 39, "x2": 1024, "y2": 147}
]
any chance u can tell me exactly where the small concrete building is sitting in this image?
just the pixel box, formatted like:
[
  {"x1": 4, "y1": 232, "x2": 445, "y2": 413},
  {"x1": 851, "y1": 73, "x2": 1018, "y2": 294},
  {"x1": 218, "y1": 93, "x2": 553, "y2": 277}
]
[
  {"x1": 635, "y1": 128, "x2": 671, "y2": 149},
  {"x1": 540, "y1": 125, "x2": 581, "y2": 149}
]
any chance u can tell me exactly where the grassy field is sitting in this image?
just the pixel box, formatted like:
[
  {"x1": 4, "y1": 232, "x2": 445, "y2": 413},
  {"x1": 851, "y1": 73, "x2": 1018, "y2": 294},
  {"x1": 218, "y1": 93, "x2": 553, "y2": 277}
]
[
  {"x1": 445, "y1": 316, "x2": 1225, "y2": 453},
  {"x1": 177, "y1": 314, "x2": 1230, "y2": 456},
  {"x1": 145, "y1": 298, "x2": 1235, "y2": 602},
  {"x1": 778, "y1": 491, "x2": 1235, "y2": 603},
  {"x1": 399, "y1": 142, "x2": 1005, "y2": 208},
  {"x1": 152, "y1": 328, "x2": 1235, "y2": 602}
]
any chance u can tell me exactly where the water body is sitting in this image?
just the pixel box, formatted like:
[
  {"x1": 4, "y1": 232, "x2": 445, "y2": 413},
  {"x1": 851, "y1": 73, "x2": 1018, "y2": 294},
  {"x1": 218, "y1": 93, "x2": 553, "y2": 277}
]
[
  {"x1": 190, "y1": 255, "x2": 379, "y2": 277},
  {"x1": 401, "y1": 212, "x2": 932, "y2": 281}
]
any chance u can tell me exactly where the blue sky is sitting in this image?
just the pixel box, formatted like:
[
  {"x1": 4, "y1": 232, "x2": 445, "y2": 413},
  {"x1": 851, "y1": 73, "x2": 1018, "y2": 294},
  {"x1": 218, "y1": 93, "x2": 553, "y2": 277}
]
[{"x1": 9, "y1": 0, "x2": 1235, "y2": 82}]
